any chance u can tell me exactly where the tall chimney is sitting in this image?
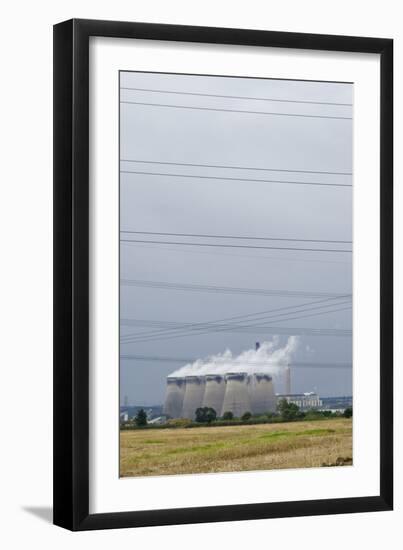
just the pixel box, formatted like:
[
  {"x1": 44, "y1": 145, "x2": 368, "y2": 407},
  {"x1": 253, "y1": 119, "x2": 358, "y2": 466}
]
[{"x1": 285, "y1": 366, "x2": 291, "y2": 394}]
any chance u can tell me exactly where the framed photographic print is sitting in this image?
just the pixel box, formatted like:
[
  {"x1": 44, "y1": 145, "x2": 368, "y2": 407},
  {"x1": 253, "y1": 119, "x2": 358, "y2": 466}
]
[{"x1": 53, "y1": 19, "x2": 393, "y2": 530}]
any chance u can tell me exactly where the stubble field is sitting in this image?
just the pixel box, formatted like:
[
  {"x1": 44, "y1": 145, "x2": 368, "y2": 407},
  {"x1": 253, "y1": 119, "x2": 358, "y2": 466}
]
[{"x1": 120, "y1": 418, "x2": 352, "y2": 477}]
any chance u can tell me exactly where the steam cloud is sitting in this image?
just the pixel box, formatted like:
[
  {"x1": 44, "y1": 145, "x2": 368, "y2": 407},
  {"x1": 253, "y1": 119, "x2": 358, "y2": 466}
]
[{"x1": 169, "y1": 336, "x2": 299, "y2": 379}]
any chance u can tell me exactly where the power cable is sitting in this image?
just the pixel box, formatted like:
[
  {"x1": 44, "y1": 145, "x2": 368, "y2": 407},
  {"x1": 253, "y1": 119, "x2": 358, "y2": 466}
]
[
  {"x1": 120, "y1": 158, "x2": 352, "y2": 177},
  {"x1": 120, "y1": 279, "x2": 352, "y2": 299},
  {"x1": 120, "y1": 170, "x2": 352, "y2": 188},
  {"x1": 120, "y1": 86, "x2": 353, "y2": 107},
  {"x1": 120, "y1": 100, "x2": 352, "y2": 120},
  {"x1": 120, "y1": 296, "x2": 349, "y2": 340},
  {"x1": 120, "y1": 238, "x2": 352, "y2": 253},
  {"x1": 120, "y1": 229, "x2": 352, "y2": 245},
  {"x1": 121, "y1": 305, "x2": 352, "y2": 344},
  {"x1": 122, "y1": 241, "x2": 351, "y2": 265}
]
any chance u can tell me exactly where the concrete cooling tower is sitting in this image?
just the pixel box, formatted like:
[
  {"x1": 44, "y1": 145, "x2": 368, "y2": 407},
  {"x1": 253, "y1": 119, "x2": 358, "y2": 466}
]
[
  {"x1": 249, "y1": 373, "x2": 276, "y2": 414},
  {"x1": 163, "y1": 377, "x2": 185, "y2": 418},
  {"x1": 181, "y1": 376, "x2": 206, "y2": 419},
  {"x1": 202, "y1": 374, "x2": 225, "y2": 414},
  {"x1": 221, "y1": 372, "x2": 251, "y2": 417}
]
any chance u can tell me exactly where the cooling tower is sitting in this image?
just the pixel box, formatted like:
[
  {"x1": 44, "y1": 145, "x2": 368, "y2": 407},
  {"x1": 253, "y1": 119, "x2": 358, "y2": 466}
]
[
  {"x1": 221, "y1": 372, "x2": 251, "y2": 417},
  {"x1": 181, "y1": 376, "x2": 206, "y2": 419},
  {"x1": 202, "y1": 374, "x2": 225, "y2": 415},
  {"x1": 163, "y1": 377, "x2": 186, "y2": 418},
  {"x1": 249, "y1": 373, "x2": 276, "y2": 414}
]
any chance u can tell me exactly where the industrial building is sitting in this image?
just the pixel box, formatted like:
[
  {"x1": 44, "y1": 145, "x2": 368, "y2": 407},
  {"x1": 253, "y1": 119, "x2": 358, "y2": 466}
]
[
  {"x1": 276, "y1": 392, "x2": 323, "y2": 411},
  {"x1": 162, "y1": 341, "x2": 326, "y2": 419},
  {"x1": 163, "y1": 371, "x2": 277, "y2": 419},
  {"x1": 119, "y1": 411, "x2": 129, "y2": 422}
]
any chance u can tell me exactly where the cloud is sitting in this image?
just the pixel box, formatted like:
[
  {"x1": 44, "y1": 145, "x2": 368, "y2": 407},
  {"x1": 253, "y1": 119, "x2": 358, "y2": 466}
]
[{"x1": 169, "y1": 336, "x2": 299, "y2": 379}]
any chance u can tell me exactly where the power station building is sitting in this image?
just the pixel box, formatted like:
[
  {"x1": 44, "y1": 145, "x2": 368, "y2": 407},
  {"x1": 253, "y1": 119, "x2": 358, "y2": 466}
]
[
  {"x1": 162, "y1": 342, "x2": 314, "y2": 419},
  {"x1": 277, "y1": 392, "x2": 323, "y2": 411},
  {"x1": 163, "y1": 371, "x2": 277, "y2": 419}
]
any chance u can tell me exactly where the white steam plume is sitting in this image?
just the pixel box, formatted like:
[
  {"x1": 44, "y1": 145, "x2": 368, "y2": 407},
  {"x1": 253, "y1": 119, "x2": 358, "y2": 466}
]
[{"x1": 169, "y1": 336, "x2": 299, "y2": 379}]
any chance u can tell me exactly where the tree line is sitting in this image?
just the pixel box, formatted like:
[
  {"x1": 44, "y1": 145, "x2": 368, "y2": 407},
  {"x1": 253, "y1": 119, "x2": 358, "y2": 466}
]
[{"x1": 129, "y1": 400, "x2": 352, "y2": 428}]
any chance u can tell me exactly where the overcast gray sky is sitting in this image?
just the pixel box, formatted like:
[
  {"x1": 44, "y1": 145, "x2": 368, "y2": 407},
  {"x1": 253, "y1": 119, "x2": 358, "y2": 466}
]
[{"x1": 119, "y1": 71, "x2": 353, "y2": 406}]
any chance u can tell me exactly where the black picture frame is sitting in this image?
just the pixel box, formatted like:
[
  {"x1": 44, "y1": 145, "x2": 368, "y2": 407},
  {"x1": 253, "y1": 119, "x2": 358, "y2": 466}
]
[{"x1": 53, "y1": 18, "x2": 393, "y2": 531}]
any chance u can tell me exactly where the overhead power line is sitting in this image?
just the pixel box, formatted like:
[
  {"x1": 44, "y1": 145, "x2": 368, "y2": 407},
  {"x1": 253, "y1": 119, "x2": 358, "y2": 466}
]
[
  {"x1": 120, "y1": 238, "x2": 352, "y2": 253},
  {"x1": 120, "y1": 170, "x2": 352, "y2": 188},
  {"x1": 120, "y1": 305, "x2": 351, "y2": 344},
  {"x1": 120, "y1": 279, "x2": 352, "y2": 299},
  {"x1": 120, "y1": 100, "x2": 352, "y2": 120},
  {"x1": 120, "y1": 86, "x2": 353, "y2": 107},
  {"x1": 120, "y1": 230, "x2": 352, "y2": 245},
  {"x1": 120, "y1": 308, "x2": 351, "y2": 335},
  {"x1": 120, "y1": 353, "x2": 352, "y2": 369},
  {"x1": 122, "y1": 298, "x2": 351, "y2": 338},
  {"x1": 120, "y1": 296, "x2": 347, "y2": 341},
  {"x1": 125, "y1": 240, "x2": 351, "y2": 266},
  {"x1": 120, "y1": 159, "x2": 352, "y2": 177}
]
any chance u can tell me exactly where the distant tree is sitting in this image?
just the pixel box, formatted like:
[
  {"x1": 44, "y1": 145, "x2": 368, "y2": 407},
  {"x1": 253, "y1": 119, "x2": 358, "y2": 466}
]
[
  {"x1": 195, "y1": 407, "x2": 205, "y2": 423},
  {"x1": 344, "y1": 406, "x2": 353, "y2": 418},
  {"x1": 241, "y1": 411, "x2": 252, "y2": 421},
  {"x1": 195, "y1": 407, "x2": 217, "y2": 423},
  {"x1": 205, "y1": 407, "x2": 217, "y2": 423},
  {"x1": 134, "y1": 408, "x2": 147, "y2": 426},
  {"x1": 222, "y1": 411, "x2": 234, "y2": 420},
  {"x1": 277, "y1": 398, "x2": 300, "y2": 421}
]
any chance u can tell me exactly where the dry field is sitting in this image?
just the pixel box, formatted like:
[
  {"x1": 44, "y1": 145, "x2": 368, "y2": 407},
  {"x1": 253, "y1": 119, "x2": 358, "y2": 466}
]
[{"x1": 120, "y1": 418, "x2": 352, "y2": 477}]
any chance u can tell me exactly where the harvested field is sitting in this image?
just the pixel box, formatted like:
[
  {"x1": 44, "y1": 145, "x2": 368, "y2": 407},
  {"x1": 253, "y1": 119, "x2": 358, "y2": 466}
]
[{"x1": 120, "y1": 418, "x2": 352, "y2": 477}]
